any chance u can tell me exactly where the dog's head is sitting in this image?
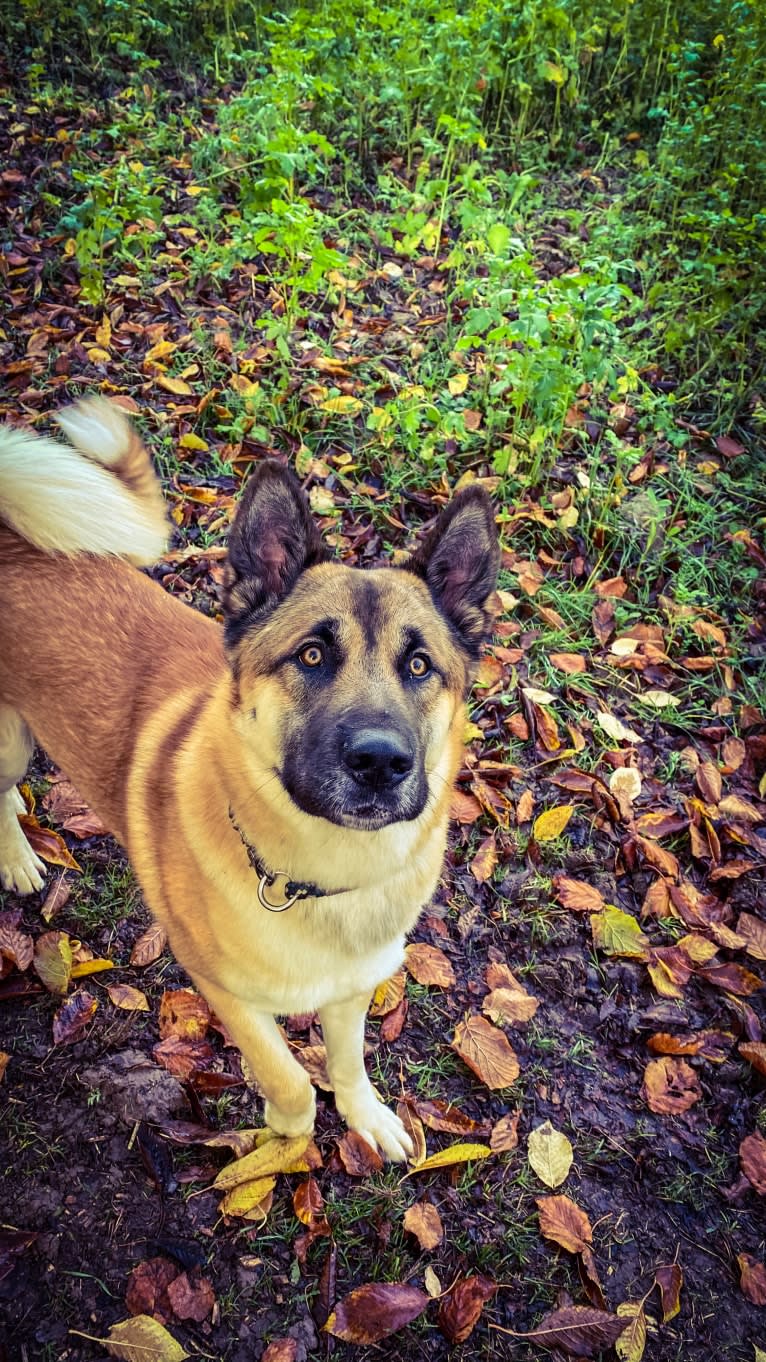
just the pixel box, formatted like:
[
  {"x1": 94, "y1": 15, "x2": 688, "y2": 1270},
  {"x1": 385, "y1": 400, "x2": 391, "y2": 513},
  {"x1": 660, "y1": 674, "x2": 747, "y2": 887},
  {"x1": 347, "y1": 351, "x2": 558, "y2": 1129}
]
[{"x1": 222, "y1": 463, "x2": 499, "y2": 831}]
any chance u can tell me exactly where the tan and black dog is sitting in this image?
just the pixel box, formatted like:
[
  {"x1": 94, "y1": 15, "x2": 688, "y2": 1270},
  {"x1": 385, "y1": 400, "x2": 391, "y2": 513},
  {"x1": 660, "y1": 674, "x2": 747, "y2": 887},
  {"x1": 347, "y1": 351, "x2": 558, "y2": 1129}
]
[{"x1": 0, "y1": 398, "x2": 499, "y2": 1159}]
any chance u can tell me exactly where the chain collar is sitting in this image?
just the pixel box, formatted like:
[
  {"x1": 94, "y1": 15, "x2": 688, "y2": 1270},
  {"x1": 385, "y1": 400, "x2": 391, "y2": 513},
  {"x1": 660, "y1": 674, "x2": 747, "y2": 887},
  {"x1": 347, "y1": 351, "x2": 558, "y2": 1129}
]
[{"x1": 228, "y1": 807, "x2": 350, "y2": 912}]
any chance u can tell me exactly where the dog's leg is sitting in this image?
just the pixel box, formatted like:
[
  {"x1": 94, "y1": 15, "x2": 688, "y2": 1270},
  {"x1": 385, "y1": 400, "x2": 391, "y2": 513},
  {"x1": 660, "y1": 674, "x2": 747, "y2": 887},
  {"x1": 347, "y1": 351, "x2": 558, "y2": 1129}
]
[
  {"x1": 320, "y1": 993, "x2": 414, "y2": 1162},
  {"x1": 0, "y1": 704, "x2": 45, "y2": 894},
  {"x1": 193, "y1": 977, "x2": 316, "y2": 1138}
]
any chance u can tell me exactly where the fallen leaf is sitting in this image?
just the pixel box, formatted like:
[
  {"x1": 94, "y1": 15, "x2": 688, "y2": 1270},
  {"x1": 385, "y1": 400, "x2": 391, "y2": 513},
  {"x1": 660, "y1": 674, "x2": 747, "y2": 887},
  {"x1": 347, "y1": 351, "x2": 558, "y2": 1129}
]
[
  {"x1": 719, "y1": 794, "x2": 764, "y2": 823},
  {"x1": 219, "y1": 1176, "x2": 277, "y2": 1218},
  {"x1": 642, "y1": 1057, "x2": 702, "y2": 1114},
  {"x1": 320, "y1": 395, "x2": 362, "y2": 416},
  {"x1": 450, "y1": 789, "x2": 483, "y2": 823},
  {"x1": 214, "y1": 1135, "x2": 311, "y2": 1190},
  {"x1": 596, "y1": 712, "x2": 642, "y2": 744},
  {"x1": 592, "y1": 600, "x2": 615, "y2": 645},
  {"x1": 614, "y1": 1302, "x2": 647, "y2": 1362},
  {"x1": 697, "y1": 761, "x2": 723, "y2": 804},
  {"x1": 642, "y1": 689, "x2": 680, "y2": 709},
  {"x1": 153, "y1": 1036, "x2": 214, "y2": 1080},
  {"x1": 0, "y1": 1053, "x2": 8, "y2": 1082},
  {"x1": 550, "y1": 653, "x2": 586, "y2": 674},
  {"x1": 537, "y1": 1194, "x2": 592, "y2": 1252},
  {"x1": 406, "y1": 1142, "x2": 492, "y2": 1175},
  {"x1": 403, "y1": 1201, "x2": 443, "y2": 1250},
  {"x1": 166, "y1": 1271, "x2": 215, "y2": 1322},
  {"x1": 370, "y1": 971, "x2": 406, "y2": 1016},
  {"x1": 0, "y1": 924, "x2": 33, "y2": 972},
  {"x1": 740, "y1": 1131, "x2": 766, "y2": 1194},
  {"x1": 437, "y1": 1274, "x2": 495, "y2": 1344},
  {"x1": 261, "y1": 1341, "x2": 298, "y2": 1362},
  {"x1": 739, "y1": 1042, "x2": 766, "y2": 1076},
  {"x1": 126, "y1": 1258, "x2": 178, "y2": 1324},
  {"x1": 738, "y1": 1253, "x2": 766, "y2": 1305},
  {"x1": 19, "y1": 815, "x2": 80, "y2": 871},
  {"x1": 94, "y1": 1314, "x2": 189, "y2": 1361},
  {"x1": 410, "y1": 1097, "x2": 488, "y2": 1137},
  {"x1": 483, "y1": 1111, "x2": 518, "y2": 1154},
  {"x1": 516, "y1": 789, "x2": 535, "y2": 823},
  {"x1": 159, "y1": 989, "x2": 211, "y2": 1041},
  {"x1": 325, "y1": 1283, "x2": 429, "y2": 1343},
  {"x1": 591, "y1": 905, "x2": 649, "y2": 959},
  {"x1": 33, "y1": 931, "x2": 73, "y2": 994},
  {"x1": 338, "y1": 1130, "x2": 384, "y2": 1176},
  {"x1": 52, "y1": 989, "x2": 98, "y2": 1045},
  {"x1": 527, "y1": 1121, "x2": 573, "y2": 1188},
  {"x1": 502, "y1": 1304, "x2": 629, "y2": 1357},
  {"x1": 737, "y1": 912, "x2": 766, "y2": 961},
  {"x1": 553, "y1": 877, "x2": 605, "y2": 912},
  {"x1": 470, "y1": 833, "x2": 498, "y2": 883},
  {"x1": 293, "y1": 1176, "x2": 327, "y2": 1228},
  {"x1": 130, "y1": 924, "x2": 168, "y2": 966},
  {"x1": 397, "y1": 1101, "x2": 427, "y2": 1166},
  {"x1": 654, "y1": 1263, "x2": 683, "y2": 1322},
  {"x1": 108, "y1": 984, "x2": 150, "y2": 1012},
  {"x1": 404, "y1": 943, "x2": 455, "y2": 988},
  {"x1": 609, "y1": 767, "x2": 642, "y2": 802},
  {"x1": 534, "y1": 805, "x2": 575, "y2": 842},
  {"x1": 482, "y1": 982, "x2": 538, "y2": 1025},
  {"x1": 158, "y1": 375, "x2": 193, "y2": 396},
  {"x1": 595, "y1": 576, "x2": 627, "y2": 598},
  {"x1": 696, "y1": 961, "x2": 763, "y2": 996},
  {"x1": 40, "y1": 876, "x2": 72, "y2": 922},
  {"x1": 646, "y1": 1030, "x2": 733, "y2": 1062},
  {"x1": 452, "y1": 1015, "x2": 520, "y2": 1088}
]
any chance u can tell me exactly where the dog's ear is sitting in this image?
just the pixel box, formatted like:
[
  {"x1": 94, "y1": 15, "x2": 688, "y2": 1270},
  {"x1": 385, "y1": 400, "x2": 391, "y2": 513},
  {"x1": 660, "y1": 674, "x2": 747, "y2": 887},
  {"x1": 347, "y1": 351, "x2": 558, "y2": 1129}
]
[
  {"x1": 406, "y1": 486, "x2": 500, "y2": 655},
  {"x1": 223, "y1": 461, "x2": 330, "y2": 644}
]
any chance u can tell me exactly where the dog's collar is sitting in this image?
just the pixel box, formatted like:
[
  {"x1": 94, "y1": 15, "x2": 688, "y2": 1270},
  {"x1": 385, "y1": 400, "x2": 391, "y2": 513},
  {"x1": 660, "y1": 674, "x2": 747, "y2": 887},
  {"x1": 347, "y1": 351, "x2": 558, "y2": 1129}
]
[{"x1": 228, "y1": 807, "x2": 350, "y2": 912}]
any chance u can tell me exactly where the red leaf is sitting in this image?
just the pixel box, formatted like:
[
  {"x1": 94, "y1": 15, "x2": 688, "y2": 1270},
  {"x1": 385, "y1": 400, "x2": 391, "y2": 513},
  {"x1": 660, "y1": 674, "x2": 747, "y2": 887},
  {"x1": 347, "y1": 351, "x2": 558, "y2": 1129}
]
[
  {"x1": 437, "y1": 1274, "x2": 495, "y2": 1344},
  {"x1": 325, "y1": 1283, "x2": 429, "y2": 1343}
]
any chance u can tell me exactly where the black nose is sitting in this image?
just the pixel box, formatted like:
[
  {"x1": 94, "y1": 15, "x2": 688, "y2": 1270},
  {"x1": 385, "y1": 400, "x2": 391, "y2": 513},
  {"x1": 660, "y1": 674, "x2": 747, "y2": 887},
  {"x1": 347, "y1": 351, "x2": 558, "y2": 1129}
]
[{"x1": 342, "y1": 728, "x2": 414, "y2": 789}]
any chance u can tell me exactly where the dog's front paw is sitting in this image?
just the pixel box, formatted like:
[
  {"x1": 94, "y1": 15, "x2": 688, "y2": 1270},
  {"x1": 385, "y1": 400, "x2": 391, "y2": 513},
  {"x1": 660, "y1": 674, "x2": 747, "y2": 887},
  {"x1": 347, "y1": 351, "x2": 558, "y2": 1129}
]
[
  {"x1": 0, "y1": 803, "x2": 46, "y2": 895},
  {"x1": 264, "y1": 1091, "x2": 316, "y2": 1140},
  {"x1": 336, "y1": 1088, "x2": 414, "y2": 1163}
]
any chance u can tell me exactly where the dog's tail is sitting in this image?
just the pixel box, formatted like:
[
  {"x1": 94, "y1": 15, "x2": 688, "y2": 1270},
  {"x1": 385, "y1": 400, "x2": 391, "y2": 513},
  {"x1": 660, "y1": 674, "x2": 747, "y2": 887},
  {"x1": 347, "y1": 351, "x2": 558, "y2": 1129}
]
[{"x1": 0, "y1": 397, "x2": 168, "y2": 565}]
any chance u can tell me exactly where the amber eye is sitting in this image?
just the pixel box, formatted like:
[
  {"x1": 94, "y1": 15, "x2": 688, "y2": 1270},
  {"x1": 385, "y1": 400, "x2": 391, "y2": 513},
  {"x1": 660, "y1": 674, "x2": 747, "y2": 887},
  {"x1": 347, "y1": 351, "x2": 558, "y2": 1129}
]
[
  {"x1": 298, "y1": 644, "x2": 324, "y2": 669},
  {"x1": 408, "y1": 652, "x2": 431, "y2": 678}
]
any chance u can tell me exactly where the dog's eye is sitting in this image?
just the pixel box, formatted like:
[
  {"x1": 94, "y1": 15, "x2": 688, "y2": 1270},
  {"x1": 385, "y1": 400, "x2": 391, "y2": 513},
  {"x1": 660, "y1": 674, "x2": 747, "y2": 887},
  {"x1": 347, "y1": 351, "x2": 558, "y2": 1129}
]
[
  {"x1": 408, "y1": 652, "x2": 431, "y2": 679},
  {"x1": 298, "y1": 643, "x2": 324, "y2": 669}
]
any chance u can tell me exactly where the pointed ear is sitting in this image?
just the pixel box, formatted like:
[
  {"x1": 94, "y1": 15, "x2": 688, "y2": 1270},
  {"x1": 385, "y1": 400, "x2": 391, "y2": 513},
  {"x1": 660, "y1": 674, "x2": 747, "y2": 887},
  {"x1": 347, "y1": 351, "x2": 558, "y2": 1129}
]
[
  {"x1": 223, "y1": 460, "x2": 330, "y2": 645},
  {"x1": 406, "y1": 486, "x2": 500, "y2": 655}
]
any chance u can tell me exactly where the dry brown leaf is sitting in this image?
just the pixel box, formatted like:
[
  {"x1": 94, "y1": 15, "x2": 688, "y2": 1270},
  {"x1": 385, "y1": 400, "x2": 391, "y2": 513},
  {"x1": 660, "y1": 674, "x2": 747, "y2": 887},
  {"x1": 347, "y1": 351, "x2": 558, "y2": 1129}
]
[
  {"x1": 130, "y1": 923, "x2": 168, "y2": 967},
  {"x1": 740, "y1": 1131, "x2": 766, "y2": 1194},
  {"x1": 159, "y1": 988, "x2": 211, "y2": 1041},
  {"x1": 370, "y1": 970, "x2": 406, "y2": 1017},
  {"x1": 325, "y1": 1283, "x2": 429, "y2": 1343},
  {"x1": 52, "y1": 989, "x2": 98, "y2": 1045},
  {"x1": 736, "y1": 912, "x2": 766, "y2": 960},
  {"x1": 261, "y1": 1341, "x2": 298, "y2": 1362},
  {"x1": 165, "y1": 1272, "x2": 215, "y2": 1323},
  {"x1": 338, "y1": 1130, "x2": 384, "y2": 1176},
  {"x1": 19, "y1": 815, "x2": 80, "y2": 871},
  {"x1": 646, "y1": 1030, "x2": 733, "y2": 1062},
  {"x1": 409, "y1": 1097, "x2": 488, "y2": 1138},
  {"x1": 592, "y1": 599, "x2": 615, "y2": 645},
  {"x1": 482, "y1": 983, "x2": 538, "y2": 1025},
  {"x1": 739, "y1": 1041, "x2": 766, "y2": 1076},
  {"x1": 642, "y1": 1057, "x2": 702, "y2": 1114},
  {"x1": 0, "y1": 924, "x2": 33, "y2": 972},
  {"x1": 553, "y1": 876, "x2": 605, "y2": 912},
  {"x1": 550, "y1": 652, "x2": 587, "y2": 674},
  {"x1": 696, "y1": 760, "x2": 722, "y2": 804},
  {"x1": 292, "y1": 1176, "x2": 327, "y2": 1228},
  {"x1": 719, "y1": 794, "x2": 764, "y2": 823},
  {"x1": 490, "y1": 1111, "x2": 520, "y2": 1153},
  {"x1": 452, "y1": 1015, "x2": 520, "y2": 1089},
  {"x1": 470, "y1": 833, "x2": 498, "y2": 883},
  {"x1": 502, "y1": 1304, "x2": 629, "y2": 1357},
  {"x1": 437, "y1": 1275, "x2": 495, "y2": 1344},
  {"x1": 738, "y1": 1253, "x2": 766, "y2": 1305},
  {"x1": 654, "y1": 1263, "x2": 683, "y2": 1322},
  {"x1": 108, "y1": 984, "x2": 150, "y2": 1012},
  {"x1": 403, "y1": 1201, "x2": 443, "y2": 1250},
  {"x1": 404, "y1": 943, "x2": 455, "y2": 988},
  {"x1": 516, "y1": 789, "x2": 535, "y2": 823},
  {"x1": 536, "y1": 1194, "x2": 592, "y2": 1252}
]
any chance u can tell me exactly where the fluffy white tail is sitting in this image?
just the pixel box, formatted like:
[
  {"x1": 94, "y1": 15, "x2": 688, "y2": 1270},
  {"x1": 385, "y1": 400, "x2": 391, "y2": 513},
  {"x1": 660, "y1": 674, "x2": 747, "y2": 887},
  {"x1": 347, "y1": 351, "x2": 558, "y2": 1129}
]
[{"x1": 0, "y1": 397, "x2": 168, "y2": 564}]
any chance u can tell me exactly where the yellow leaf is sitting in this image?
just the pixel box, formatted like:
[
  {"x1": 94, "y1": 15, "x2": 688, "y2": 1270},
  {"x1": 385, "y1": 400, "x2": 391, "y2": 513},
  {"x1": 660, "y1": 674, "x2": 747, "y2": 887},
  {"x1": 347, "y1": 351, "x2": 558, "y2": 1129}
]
[
  {"x1": 405, "y1": 1142, "x2": 491, "y2": 1175},
  {"x1": 463, "y1": 720, "x2": 484, "y2": 744},
  {"x1": 320, "y1": 395, "x2": 362, "y2": 415},
  {"x1": 533, "y1": 806, "x2": 574, "y2": 842},
  {"x1": 229, "y1": 374, "x2": 260, "y2": 397},
  {"x1": 641, "y1": 689, "x2": 680, "y2": 709},
  {"x1": 615, "y1": 1302, "x2": 647, "y2": 1362},
  {"x1": 96, "y1": 315, "x2": 111, "y2": 347},
  {"x1": 107, "y1": 984, "x2": 150, "y2": 1011},
  {"x1": 591, "y1": 906, "x2": 649, "y2": 959},
  {"x1": 33, "y1": 931, "x2": 73, "y2": 995},
  {"x1": 157, "y1": 375, "x2": 193, "y2": 396},
  {"x1": 145, "y1": 340, "x2": 177, "y2": 364},
  {"x1": 527, "y1": 1120, "x2": 573, "y2": 1188},
  {"x1": 87, "y1": 346, "x2": 110, "y2": 364},
  {"x1": 213, "y1": 1134, "x2": 311, "y2": 1190},
  {"x1": 70, "y1": 958, "x2": 114, "y2": 978},
  {"x1": 219, "y1": 1175, "x2": 277, "y2": 1217},
  {"x1": 448, "y1": 373, "x2": 469, "y2": 396},
  {"x1": 92, "y1": 1314, "x2": 189, "y2": 1361},
  {"x1": 178, "y1": 433, "x2": 209, "y2": 452}
]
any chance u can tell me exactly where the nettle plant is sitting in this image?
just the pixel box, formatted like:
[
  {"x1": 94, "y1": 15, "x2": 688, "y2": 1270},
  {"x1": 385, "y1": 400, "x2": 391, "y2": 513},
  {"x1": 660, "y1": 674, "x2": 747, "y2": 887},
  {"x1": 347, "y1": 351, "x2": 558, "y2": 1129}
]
[{"x1": 450, "y1": 223, "x2": 630, "y2": 479}]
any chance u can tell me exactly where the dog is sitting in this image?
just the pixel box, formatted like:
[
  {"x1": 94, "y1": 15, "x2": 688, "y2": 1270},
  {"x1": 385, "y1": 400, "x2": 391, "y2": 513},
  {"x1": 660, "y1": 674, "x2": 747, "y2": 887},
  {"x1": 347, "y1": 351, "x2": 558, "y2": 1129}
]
[{"x1": 0, "y1": 398, "x2": 499, "y2": 1160}]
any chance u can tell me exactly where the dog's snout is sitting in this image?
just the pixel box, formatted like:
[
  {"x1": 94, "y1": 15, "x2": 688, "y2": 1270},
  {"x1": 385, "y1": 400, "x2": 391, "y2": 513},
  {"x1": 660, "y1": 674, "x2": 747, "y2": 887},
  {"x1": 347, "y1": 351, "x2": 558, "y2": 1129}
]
[{"x1": 342, "y1": 728, "x2": 414, "y2": 789}]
